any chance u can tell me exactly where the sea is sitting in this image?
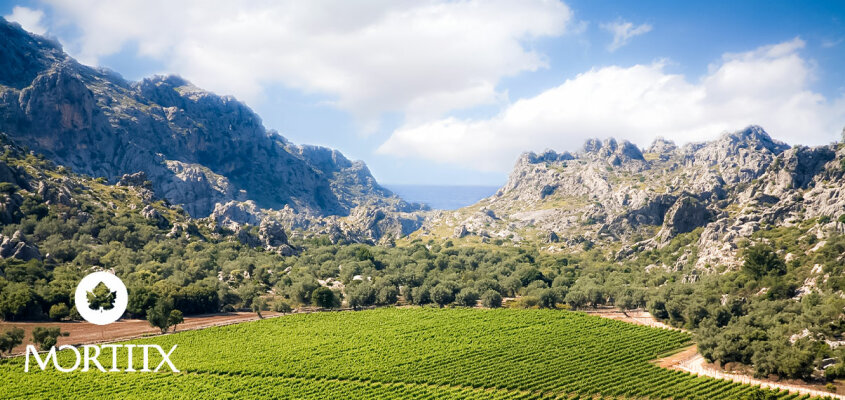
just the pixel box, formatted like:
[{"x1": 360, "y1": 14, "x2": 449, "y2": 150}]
[{"x1": 385, "y1": 184, "x2": 500, "y2": 210}]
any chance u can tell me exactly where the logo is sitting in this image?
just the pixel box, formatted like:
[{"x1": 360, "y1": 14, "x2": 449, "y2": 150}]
[
  {"x1": 74, "y1": 271, "x2": 128, "y2": 326},
  {"x1": 25, "y1": 272, "x2": 179, "y2": 373}
]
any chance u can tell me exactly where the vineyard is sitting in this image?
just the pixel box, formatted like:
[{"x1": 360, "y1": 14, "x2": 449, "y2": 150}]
[{"x1": 0, "y1": 308, "x2": 829, "y2": 399}]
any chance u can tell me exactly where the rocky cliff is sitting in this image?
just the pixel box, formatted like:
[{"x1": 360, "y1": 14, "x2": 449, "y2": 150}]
[
  {"x1": 0, "y1": 18, "x2": 411, "y2": 224},
  {"x1": 414, "y1": 126, "x2": 845, "y2": 271}
]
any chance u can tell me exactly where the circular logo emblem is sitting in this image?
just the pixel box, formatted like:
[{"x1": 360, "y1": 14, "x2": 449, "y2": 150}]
[{"x1": 74, "y1": 272, "x2": 128, "y2": 326}]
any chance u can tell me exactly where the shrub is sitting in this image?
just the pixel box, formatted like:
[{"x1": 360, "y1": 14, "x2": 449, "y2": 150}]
[
  {"x1": 480, "y1": 290, "x2": 502, "y2": 308},
  {"x1": 48, "y1": 303, "x2": 70, "y2": 320},
  {"x1": 455, "y1": 288, "x2": 479, "y2": 307}
]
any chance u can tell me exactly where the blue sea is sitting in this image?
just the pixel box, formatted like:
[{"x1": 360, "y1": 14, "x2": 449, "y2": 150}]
[{"x1": 386, "y1": 184, "x2": 500, "y2": 210}]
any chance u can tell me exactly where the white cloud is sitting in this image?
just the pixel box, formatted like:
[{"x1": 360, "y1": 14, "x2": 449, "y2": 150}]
[
  {"x1": 600, "y1": 20, "x2": 652, "y2": 52},
  {"x1": 378, "y1": 38, "x2": 845, "y2": 172},
  {"x1": 4, "y1": 6, "x2": 47, "y2": 35},
  {"x1": 42, "y1": 0, "x2": 572, "y2": 130}
]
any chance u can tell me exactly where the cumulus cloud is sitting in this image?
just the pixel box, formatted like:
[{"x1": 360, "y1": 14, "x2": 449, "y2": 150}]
[
  {"x1": 41, "y1": 0, "x2": 572, "y2": 130},
  {"x1": 378, "y1": 38, "x2": 845, "y2": 172},
  {"x1": 4, "y1": 6, "x2": 47, "y2": 35},
  {"x1": 600, "y1": 20, "x2": 652, "y2": 52}
]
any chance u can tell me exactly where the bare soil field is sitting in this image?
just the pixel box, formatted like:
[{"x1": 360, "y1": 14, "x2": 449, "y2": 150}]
[
  {"x1": 582, "y1": 307, "x2": 680, "y2": 331},
  {"x1": 0, "y1": 311, "x2": 281, "y2": 356}
]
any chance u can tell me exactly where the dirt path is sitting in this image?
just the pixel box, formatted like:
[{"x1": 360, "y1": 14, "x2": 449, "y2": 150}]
[
  {"x1": 582, "y1": 307, "x2": 683, "y2": 331},
  {"x1": 0, "y1": 311, "x2": 281, "y2": 356},
  {"x1": 589, "y1": 307, "x2": 844, "y2": 399},
  {"x1": 658, "y1": 345, "x2": 845, "y2": 399}
]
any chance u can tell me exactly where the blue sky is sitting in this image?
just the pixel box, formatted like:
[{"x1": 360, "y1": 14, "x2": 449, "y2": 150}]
[{"x1": 2, "y1": 0, "x2": 844, "y2": 186}]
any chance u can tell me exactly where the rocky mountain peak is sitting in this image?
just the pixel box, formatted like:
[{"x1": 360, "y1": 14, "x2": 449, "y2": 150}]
[
  {"x1": 0, "y1": 18, "x2": 66, "y2": 89},
  {"x1": 718, "y1": 125, "x2": 789, "y2": 154},
  {"x1": 646, "y1": 137, "x2": 677, "y2": 154},
  {"x1": 0, "y1": 21, "x2": 409, "y2": 223},
  {"x1": 580, "y1": 137, "x2": 644, "y2": 165}
]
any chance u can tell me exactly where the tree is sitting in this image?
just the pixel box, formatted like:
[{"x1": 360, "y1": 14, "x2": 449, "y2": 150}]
[
  {"x1": 480, "y1": 290, "x2": 502, "y2": 308},
  {"x1": 410, "y1": 285, "x2": 431, "y2": 305},
  {"x1": 375, "y1": 282, "x2": 399, "y2": 305},
  {"x1": 455, "y1": 288, "x2": 479, "y2": 307},
  {"x1": 0, "y1": 327, "x2": 24, "y2": 357},
  {"x1": 742, "y1": 243, "x2": 786, "y2": 278},
  {"x1": 431, "y1": 284, "x2": 454, "y2": 307},
  {"x1": 539, "y1": 289, "x2": 559, "y2": 309},
  {"x1": 168, "y1": 310, "x2": 184, "y2": 332},
  {"x1": 564, "y1": 289, "x2": 588, "y2": 310},
  {"x1": 147, "y1": 298, "x2": 183, "y2": 333},
  {"x1": 127, "y1": 286, "x2": 158, "y2": 318},
  {"x1": 347, "y1": 282, "x2": 376, "y2": 310},
  {"x1": 31, "y1": 327, "x2": 68, "y2": 351},
  {"x1": 0, "y1": 282, "x2": 35, "y2": 321},
  {"x1": 252, "y1": 297, "x2": 267, "y2": 319},
  {"x1": 289, "y1": 279, "x2": 319, "y2": 305},
  {"x1": 273, "y1": 300, "x2": 292, "y2": 314},
  {"x1": 48, "y1": 303, "x2": 70, "y2": 321},
  {"x1": 311, "y1": 287, "x2": 340, "y2": 309},
  {"x1": 503, "y1": 276, "x2": 522, "y2": 297}
]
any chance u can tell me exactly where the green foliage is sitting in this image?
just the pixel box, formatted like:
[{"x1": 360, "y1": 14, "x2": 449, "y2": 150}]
[
  {"x1": 31, "y1": 327, "x2": 68, "y2": 351},
  {"x1": 169, "y1": 310, "x2": 184, "y2": 331},
  {"x1": 741, "y1": 243, "x2": 785, "y2": 278},
  {"x1": 311, "y1": 287, "x2": 340, "y2": 309},
  {"x1": 146, "y1": 298, "x2": 182, "y2": 333},
  {"x1": 0, "y1": 182, "x2": 18, "y2": 194},
  {"x1": 252, "y1": 297, "x2": 267, "y2": 318},
  {"x1": 0, "y1": 134, "x2": 842, "y2": 386},
  {"x1": 431, "y1": 284, "x2": 455, "y2": 307},
  {"x1": 455, "y1": 288, "x2": 479, "y2": 307},
  {"x1": 347, "y1": 282, "x2": 376, "y2": 310},
  {"x1": 48, "y1": 303, "x2": 69, "y2": 320},
  {"x1": 480, "y1": 290, "x2": 502, "y2": 308},
  {"x1": 0, "y1": 327, "x2": 24, "y2": 356},
  {"x1": 273, "y1": 300, "x2": 292, "y2": 314}
]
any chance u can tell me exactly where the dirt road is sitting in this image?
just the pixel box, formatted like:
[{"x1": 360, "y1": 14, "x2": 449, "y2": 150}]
[
  {"x1": 658, "y1": 345, "x2": 845, "y2": 399},
  {"x1": 587, "y1": 307, "x2": 844, "y2": 399}
]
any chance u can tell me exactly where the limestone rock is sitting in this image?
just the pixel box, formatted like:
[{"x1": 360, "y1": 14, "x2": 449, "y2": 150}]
[
  {"x1": 0, "y1": 230, "x2": 40, "y2": 261},
  {"x1": 211, "y1": 200, "x2": 262, "y2": 230},
  {"x1": 117, "y1": 172, "x2": 150, "y2": 188}
]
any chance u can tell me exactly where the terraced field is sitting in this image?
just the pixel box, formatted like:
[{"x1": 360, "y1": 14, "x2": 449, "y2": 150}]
[{"x1": 0, "y1": 308, "x2": 822, "y2": 399}]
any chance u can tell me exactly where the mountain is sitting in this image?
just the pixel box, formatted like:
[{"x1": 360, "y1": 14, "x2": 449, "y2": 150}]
[
  {"x1": 0, "y1": 18, "x2": 410, "y2": 222},
  {"x1": 414, "y1": 126, "x2": 845, "y2": 270}
]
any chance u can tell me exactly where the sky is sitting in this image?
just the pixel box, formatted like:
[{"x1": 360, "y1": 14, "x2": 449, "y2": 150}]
[{"x1": 2, "y1": 1, "x2": 844, "y2": 186}]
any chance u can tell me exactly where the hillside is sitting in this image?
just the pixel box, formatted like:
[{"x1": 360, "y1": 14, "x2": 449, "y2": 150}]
[
  {"x1": 416, "y1": 126, "x2": 844, "y2": 270},
  {"x1": 0, "y1": 18, "x2": 411, "y2": 223},
  {"x1": 0, "y1": 132, "x2": 292, "y2": 321}
]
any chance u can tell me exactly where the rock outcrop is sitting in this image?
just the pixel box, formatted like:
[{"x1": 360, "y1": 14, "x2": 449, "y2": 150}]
[
  {"x1": 0, "y1": 230, "x2": 40, "y2": 261},
  {"x1": 259, "y1": 218, "x2": 295, "y2": 255}
]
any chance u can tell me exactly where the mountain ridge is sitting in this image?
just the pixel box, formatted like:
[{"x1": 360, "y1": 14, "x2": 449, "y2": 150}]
[
  {"x1": 412, "y1": 125, "x2": 845, "y2": 273},
  {"x1": 0, "y1": 18, "x2": 410, "y2": 221}
]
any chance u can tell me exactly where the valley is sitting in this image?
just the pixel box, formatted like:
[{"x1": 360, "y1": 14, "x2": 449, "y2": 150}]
[{"x1": 1, "y1": 13, "x2": 845, "y2": 400}]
